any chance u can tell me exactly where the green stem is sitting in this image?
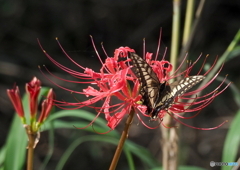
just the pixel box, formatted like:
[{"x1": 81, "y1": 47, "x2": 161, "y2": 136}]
[
  {"x1": 109, "y1": 109, "x2": 135, "y2": 170},
  {"x1": 178, "y1": 0, "x2": 206, "y2": 63},
  {"x1": 182, "y1": 0, "x2": 195, "y2": 46},
  {"x1": 170, "y1": 0, "x2": 181, "y2": 73},
  {"x1": 160, "y1": 1, "x2": 181, "y2": 170}
]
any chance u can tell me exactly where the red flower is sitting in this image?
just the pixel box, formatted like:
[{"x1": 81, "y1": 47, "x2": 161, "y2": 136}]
[
  {"x1": 7, "y1": 86, "x2": 26, "y2": 123},
  {"x1": 26, "y1": 77, "x2": 41, "y2": 118},
  {"x1": 39, "y1": 37, "x2": 230, "y2": 130},
  {"x1": 37, "y1": 88, "x2": 54, "y2": 127},
  {"x1": 7, "y1": 77, "x2": 54, "y2": 131}
]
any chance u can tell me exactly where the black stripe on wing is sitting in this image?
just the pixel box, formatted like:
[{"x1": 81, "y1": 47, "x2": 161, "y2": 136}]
[{"x1": 128, "y1": 52, "x2": 164, "y2": 116}]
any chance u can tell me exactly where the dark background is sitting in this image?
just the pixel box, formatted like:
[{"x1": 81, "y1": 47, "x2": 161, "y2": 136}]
[{"x1": 1, "y1": 0, "x2": 240, "y2": 170}]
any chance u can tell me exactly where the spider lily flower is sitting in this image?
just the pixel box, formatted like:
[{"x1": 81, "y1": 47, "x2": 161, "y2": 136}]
[
  {"x1": 39, "y1": 38, "x2": 230, "y2": 130},
  {"x1": 37, "y1": 88, "x2": 54, "y2": 128},
  {"x1": 7, "y1": 77, "x2": 54, "y2": 131},
  {"x1": 117, "y1": 47, "x2": 231, "y2": 130},
  {"x1": 38, "y1": 39, "x2": 141, "y2": 129},
  {"x1": 26, "y1": 77, "x2": 41, "y2": 119},
  {"x1": 7, "y1": 86, "x2": 26, "y2": 124}
]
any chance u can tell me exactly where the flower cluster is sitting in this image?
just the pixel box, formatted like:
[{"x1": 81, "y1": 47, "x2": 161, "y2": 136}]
[
  {"x1": 39, "y1": 38, "x2": 230, "y2": 130},
  {"x1": 7, "y1": 77, "x2": 54, "y2": 132}
]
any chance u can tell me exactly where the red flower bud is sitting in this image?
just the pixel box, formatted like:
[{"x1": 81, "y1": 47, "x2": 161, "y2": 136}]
[
  {"x1": 38, "y1": 89, "x2": 54, "y2": 123},
  {"x1": 7, "y1": 86, "x2": 25, "y2": 119},
  {"x1": 26, "y1": 77, "x2": 41, "y2": 117}
]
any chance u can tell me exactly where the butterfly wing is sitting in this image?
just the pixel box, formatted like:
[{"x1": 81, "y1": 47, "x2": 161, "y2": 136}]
[
  {"x1": 169, "y1": 75, "x2": 205, "y2": 97},
  {"x1": 128, "y1": 52, "x2": 163, "y2": 116},
  {"x1": 151, "y1": 75, "x2": 205, "y2": 118},
  {"x1": 128, "y1": 52, "x2": 205, "y2": 119}
]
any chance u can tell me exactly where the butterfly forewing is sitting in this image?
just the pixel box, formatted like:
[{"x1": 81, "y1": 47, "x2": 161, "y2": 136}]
[{"x1": 128, "y1": 52, "x2": 161, "y2": 109}]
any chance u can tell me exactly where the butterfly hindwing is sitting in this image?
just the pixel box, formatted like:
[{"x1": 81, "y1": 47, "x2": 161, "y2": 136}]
[
  {"x1": 169, "y1": 75, "x2": 205, "y2": 98},
  {"x1": 152, "y1": 75, "x2": 205, "y2": 117}
]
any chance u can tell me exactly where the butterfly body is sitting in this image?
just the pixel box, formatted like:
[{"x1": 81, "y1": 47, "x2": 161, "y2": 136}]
[{"x1": 128, "y1": 52, "x2": 205, "y2": 119}]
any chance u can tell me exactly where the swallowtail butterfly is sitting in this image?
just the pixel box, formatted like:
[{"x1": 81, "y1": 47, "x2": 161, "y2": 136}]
[{"x1": 128, "y1": 52, "x2": 205, "y2": 119}]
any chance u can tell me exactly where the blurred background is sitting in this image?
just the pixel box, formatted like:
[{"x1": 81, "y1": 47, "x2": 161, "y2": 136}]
[{"x1": 1, "y1": 0, "x2": 240, "y2": 170}]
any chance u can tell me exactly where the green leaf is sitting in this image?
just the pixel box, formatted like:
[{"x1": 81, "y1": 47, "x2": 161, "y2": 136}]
[
  {"x1": 124, "y1": 148, "x2": 135, "y2": 170},
  {"x1": 44, "y1": 110, "x2": 159, "y2": 169},
  {"x1": 46, "y1": 109, "x2": 107, "y2": 128},
  {"x1": 4, "y1": 114, "x2": 27, "y2": 170},
  {"x1": 225, "y1": 45, "x2": 240, "y2": 62},
  {"x1": 0, "y1": 145, "x2": 6, "y2": 167},
  {"x1": 42, "y1": 110, "x2": 120, "y2": 169},
  {"x1": 229, "y1": 82, "x2": 240, "y2": 108},
  {"x1": 221, "y1": 110, "x2": 240, "y2": 170},
  {"x1": 43, "y1": 109, "x2": 119, "y2": 137},
  {"x1": 55, "y1": 135, "x2": 118, "y2": 170},
  {"x1": 44, "y1": 111, "x2": 158, "y2": 170},
  {"x1": 55, "y1": 135, "x2": 158, "y2": 170},
  {"x1": 125, "y1": 140, "x2": 159, "y2": 168}
]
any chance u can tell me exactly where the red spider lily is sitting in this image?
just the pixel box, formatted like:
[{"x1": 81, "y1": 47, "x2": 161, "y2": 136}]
[
  {"x1": 39, "y1": 37, "x2": 230, "y2": 130},
  {"x1": 117, "y1": 47, "x2": 231, "y2": 130},
  {"x1": 37, "y1": 88, "x2": 54, "y2": 127},
  {"x1": 7, "y1": 77, "x2": 54, "y2": 131},
  {"x1": 26, "y1": 77, "x2": 41, "y2": 118},
  {"x1": 7, "y1": 86, "x2": 26, "y2": 123},
  {"x1": 38, "y1": 38, "x2": 142, "y2": 129}
]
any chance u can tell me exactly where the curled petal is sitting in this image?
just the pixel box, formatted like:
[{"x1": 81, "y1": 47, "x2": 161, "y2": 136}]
[
  {"x1": 83, "y1": 86, "x2": 101, "y2": 97},
  {"x1": 107, "y1": 106, "x2": 130, "y2": 129},
  {"x1": 114, "y1": 47, "x2": 135, "y2": 60}
]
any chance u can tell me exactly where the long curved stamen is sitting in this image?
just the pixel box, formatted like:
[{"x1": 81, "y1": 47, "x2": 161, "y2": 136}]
[
  {"x1": 136, "y1": 113, "x2": 162, "y2": 129},
  {"x1": 168, "y1": 111, "x2": 228, "y2": 130},
  {"x1": 90, "y1": 36, "x2": 111, "y2": 74},
  {"x1": 203, "y1": 56, "x2": 219, "y2": 76},
  {"x1": 155, "y1": 28, "x2": 162, "y2": 61},
  {"x1": 55, "y1": 38, "x2": 86, "y2": 70},
  {"x1": 170, "y1": 53, "x2": 189, "y2": 77}
]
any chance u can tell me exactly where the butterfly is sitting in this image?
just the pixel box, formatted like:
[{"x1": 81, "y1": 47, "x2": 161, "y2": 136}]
[{"x1": 128, "y1": 52, "x2": 205, "y2": 119}]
